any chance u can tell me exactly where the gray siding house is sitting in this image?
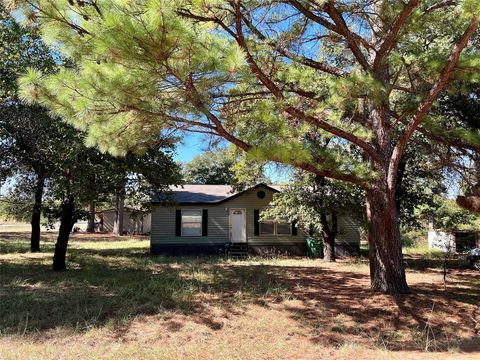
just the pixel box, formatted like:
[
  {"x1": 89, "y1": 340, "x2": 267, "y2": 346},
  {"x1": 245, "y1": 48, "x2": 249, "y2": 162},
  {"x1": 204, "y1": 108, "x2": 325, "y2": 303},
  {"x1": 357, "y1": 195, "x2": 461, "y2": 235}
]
[{"x1": 150, "y1": 184, "x2": 360, "y2": 256}]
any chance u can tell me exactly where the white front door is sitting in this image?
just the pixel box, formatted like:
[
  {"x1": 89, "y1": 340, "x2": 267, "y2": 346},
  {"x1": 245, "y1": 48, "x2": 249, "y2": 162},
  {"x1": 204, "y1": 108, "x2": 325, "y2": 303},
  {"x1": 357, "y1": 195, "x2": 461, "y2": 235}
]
[{"x1": 230, "y1": 208, "x2": 246, "y2": 243}]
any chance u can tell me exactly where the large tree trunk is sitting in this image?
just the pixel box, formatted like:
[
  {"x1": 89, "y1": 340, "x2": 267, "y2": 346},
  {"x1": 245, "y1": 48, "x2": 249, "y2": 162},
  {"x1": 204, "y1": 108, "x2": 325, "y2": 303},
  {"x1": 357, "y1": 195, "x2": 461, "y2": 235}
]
[
  {"x1": 365, "y1": 187, "x2": 410, "y2": 294},
  {"x1": 86, "y1": 201, "x2": 95, "y2": 233},
  {"x1": 113, "y1": 186, "x2": 125, "y2": 236},
  {"x1": 30, "y1": 174, "x2": 45, "y2": 252},
  {"x1": 365, "y1": 98, "x2": 410, "y2": 294},
  {"x1": 320, "y1": 211, "x2": 337, "y2": 262},
  {"x1": 52, "y1": 195, "x2": 75, "y2": 271}
]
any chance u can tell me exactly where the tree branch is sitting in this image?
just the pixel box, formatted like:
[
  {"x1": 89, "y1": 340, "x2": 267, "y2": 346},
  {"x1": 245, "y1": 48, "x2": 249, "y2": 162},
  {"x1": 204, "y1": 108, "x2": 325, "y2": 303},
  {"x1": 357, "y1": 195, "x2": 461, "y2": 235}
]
[
  {"x1": 287, "y1": 0, "x2": 374, "y2": 51},
  {"x1": 242, "y1": 15, "x2": 346, "y2": 76},
  {"x1": 233, "y1": 1, "x2": 380, "y2": 162},
  {"x1": 388, "y1": 16, "x2": 479, "y2": 189},
  {"x1": 423, "y1": 0, "x2": 457, "y2": 15},
  {"x1": 414, "y1": 125, "x2": 480, "y2": 152},
  {"x1": 325, "y1": 1, "x2": 370, "y2": 70},
  {"x1": 373, "y1": 0, "x2": 420, "y2": 74},
  {"x1": 176, "y1": 9, "x2": 238, "y2": 39}
]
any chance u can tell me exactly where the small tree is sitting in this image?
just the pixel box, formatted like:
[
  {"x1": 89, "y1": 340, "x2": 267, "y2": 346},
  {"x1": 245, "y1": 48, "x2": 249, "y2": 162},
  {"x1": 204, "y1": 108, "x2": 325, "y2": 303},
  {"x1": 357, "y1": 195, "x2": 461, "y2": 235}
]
[
  {"x1": 182, "y1": 146, "x2": 268, "y2": 187},
  {"x1": 0, "y1": 6, "x2": 57, "y2": 251},
  {"x1": 183, "y1": 151, "x2": 236, "y2": 185},
  {"x1": 263, "y1": 171, "x2": 363, "y2": 261},
  {"x1": 44, "y1": 134, "x2": 180, "y2": 270}
]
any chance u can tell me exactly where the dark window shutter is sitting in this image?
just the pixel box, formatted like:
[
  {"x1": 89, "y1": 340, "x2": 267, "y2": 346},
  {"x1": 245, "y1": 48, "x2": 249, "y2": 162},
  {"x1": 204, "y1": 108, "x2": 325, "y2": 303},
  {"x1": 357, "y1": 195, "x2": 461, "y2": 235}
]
[
  {"x1": 175, "y1": 209, "x2": 181, "y2": 236},
  {"x1": 292, "y1": 220, "x2": 298, "y2": 236},
  {"x1": 202, "y1": 209, "x2": 208, "y2": 236},
  {"x1": 254, "y1": 209, "x2": 260, "y2": 236}
]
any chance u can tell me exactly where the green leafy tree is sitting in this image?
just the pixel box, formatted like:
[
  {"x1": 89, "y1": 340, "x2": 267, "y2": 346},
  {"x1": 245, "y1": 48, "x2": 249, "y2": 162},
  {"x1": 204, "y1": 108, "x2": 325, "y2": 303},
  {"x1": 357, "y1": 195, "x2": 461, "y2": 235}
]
[
  {"x1": 229, "y1": 149, "x2": 270, "y2": 191},
  {"x1": 36, "y1": 129, "x2": 179, "y2": 270},
  {"x1": 0, "y1": 6, "x2": 58, "y2": 251},
  {"x1": 11, "y1": 0, "x2": 480, "y2": 293},
  {"x1": 395, "y1": 142, "x2": 446, "y2": 229},
  {"x1": 418, "y1": 195, "x2": 479, "y2": 231},
  {"x1": 108, "y1": 148, "x2": 182, "y2": 235},
  {"x1": 0, "y1": 174, "x2": 40, "y2": 222},
  {"x1": 263, "y1": 171, "x2": 363, "y2": 261},
  {"x1": 182, "y1": 146, "x2": 267, "y2": 187},
  {"x1": 183, "y1": 151, "x2": 236, "y2": 185},
  {"x1": 437, "y1": 85, "x2": 480, "y2": 213},
  {"x1": 0, "y1": 6, "x2": 55, "y2": 101}
]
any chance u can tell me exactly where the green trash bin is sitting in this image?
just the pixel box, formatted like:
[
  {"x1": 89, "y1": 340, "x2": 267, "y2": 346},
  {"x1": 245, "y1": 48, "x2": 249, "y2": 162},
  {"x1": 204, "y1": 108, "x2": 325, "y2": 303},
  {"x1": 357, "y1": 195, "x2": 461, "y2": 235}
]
[{"x1": 306, "y1": 237, "x2": 323, "y2": 258}]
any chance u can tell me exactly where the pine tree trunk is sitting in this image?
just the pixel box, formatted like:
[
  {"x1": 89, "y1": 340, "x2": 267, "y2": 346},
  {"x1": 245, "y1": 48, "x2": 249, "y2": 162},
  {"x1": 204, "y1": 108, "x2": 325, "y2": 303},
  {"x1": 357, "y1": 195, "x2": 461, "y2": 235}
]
[
  {"x1": 113, "y1": 187, "x2": 125, "y2": 236},
  {"x1": 52, "y1": 195, "x2": 75, "y2": 271},
  {"x1": 30, "y1": 174, "x2": 45, "y2": 253},
  {"x1": 365, "y1": 187, "x2": 410, "y2": 294},
  {"x1": 86, "y1": 201, "x2": 95, "y2": 233}
]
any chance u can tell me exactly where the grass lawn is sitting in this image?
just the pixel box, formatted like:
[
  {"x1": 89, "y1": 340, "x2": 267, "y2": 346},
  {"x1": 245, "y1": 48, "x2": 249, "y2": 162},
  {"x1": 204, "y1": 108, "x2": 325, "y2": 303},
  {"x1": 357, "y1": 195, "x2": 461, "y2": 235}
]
[{"x1": 0, "y1": 232, "x2": 479, "y2": 359}]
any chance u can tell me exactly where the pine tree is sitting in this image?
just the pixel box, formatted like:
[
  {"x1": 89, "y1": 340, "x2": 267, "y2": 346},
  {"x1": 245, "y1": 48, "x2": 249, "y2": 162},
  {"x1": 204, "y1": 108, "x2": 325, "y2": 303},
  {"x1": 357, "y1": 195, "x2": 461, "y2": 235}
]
[{"x1": 10, "y1": 0, "x2": 480, "y2": 293}]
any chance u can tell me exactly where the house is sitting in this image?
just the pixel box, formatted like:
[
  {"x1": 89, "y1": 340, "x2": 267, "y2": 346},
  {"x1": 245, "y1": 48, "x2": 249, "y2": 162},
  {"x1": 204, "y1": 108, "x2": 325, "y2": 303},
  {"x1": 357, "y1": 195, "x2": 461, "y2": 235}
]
[
  {"x1": 428, "y1": 229, "x2": 480, "y2": 253},
  {"x1": 150, "y1": 184, "x2": 360, "y2": 256},
  {"x1": 98, "y1": 207, "x2": 151, "y2": 234}
]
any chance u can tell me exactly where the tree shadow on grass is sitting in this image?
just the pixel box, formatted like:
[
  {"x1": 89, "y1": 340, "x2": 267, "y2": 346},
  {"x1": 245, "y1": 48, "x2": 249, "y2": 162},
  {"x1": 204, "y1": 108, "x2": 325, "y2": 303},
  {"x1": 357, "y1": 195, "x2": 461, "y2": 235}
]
[
  {"x1": 1, "y1": 243, "x2": 479, "y2": 353},
  {"x1": 260, "y1": 262, "x2": 479, "y2": 352},
  {"x1": 0, "y1": 253, "x2": 283, "y2": 335}
]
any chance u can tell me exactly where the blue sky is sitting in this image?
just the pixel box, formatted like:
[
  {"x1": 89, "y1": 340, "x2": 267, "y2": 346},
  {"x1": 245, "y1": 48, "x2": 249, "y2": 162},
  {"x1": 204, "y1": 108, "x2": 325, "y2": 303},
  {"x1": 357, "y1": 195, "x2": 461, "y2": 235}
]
[
  {"x1": 173, "y1": 133, "x2": 209, "y2": 164},
  {"x1": 173, "y1": 132, "x2": 292, "y2": 184}
]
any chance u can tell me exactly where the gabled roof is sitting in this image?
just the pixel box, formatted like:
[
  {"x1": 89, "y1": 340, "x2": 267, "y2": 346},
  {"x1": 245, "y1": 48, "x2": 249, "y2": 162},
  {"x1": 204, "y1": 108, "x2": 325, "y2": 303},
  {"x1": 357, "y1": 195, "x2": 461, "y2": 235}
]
[{"x1": 152, "y1": 183, "x2": 281, "y2": 204}]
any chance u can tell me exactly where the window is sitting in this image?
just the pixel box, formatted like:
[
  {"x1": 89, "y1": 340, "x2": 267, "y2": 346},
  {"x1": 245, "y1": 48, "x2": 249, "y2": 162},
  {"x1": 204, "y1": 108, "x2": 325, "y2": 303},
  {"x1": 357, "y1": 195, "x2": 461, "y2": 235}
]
[
  {"x1": 257, "y1": 190, "x2": 266, "y2": 199},
  {"x1": 181, "y1": 210, "x2": 202, "y2": 236},
  {"x1": 259, "y1": 221, "x2": 291, "y2": 235},
  {"x1": 276, "y1": 222, "x2": 292, "y2": 235},
  {"x1": 260, "y1": 221, "x2": 275, "y2": 235}
]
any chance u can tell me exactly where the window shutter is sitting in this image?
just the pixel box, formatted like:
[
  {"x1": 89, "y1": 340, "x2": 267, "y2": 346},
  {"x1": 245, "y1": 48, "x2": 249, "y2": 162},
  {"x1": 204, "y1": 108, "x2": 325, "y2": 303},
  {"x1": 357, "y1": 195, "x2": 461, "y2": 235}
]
[
  {"x1": 202, "y1": 209, "x2": 208, "y2": 236},
  {"x1": 175, "y1": 209, "x2": 181, "y2": 236},
  {"x1": 254, "y1": 209, "x2": 260, "y2": 236},
  {"x1": 292, "y1": 220, "x2": 298, "y2": 236}
]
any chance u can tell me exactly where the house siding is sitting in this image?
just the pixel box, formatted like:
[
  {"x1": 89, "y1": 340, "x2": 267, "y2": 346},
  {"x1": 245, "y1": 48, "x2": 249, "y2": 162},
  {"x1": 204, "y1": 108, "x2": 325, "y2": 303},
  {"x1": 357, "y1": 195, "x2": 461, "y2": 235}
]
[
  {"x1": 334, "y1": 216, "x2": 361, "y2": 246},
  {"x1": 151, "y1": 185, "x2": 305, "y2": 246},
  {"x1": 150, "y1": 185, "x2": 360, "y2": 251},
  {"x1": 102, "y1": 210, "x2": 150, "y2": 234}
]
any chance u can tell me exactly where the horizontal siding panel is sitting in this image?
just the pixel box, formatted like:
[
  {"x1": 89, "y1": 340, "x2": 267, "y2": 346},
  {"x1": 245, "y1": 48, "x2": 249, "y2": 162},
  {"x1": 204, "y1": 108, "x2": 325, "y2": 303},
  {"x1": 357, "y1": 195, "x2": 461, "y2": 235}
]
[
  {"x1": 224, "y1": 187, "x2": 306, "y2": 245},
  {"x1": 151, "y1": 185, "x2": 359, "y2": 247},
  {"x1": 335, "y1": 216, "x2": 360, "y2": 245},
  {"x1": 151, "y1": 205, "x2": 228, "y2": 244}
]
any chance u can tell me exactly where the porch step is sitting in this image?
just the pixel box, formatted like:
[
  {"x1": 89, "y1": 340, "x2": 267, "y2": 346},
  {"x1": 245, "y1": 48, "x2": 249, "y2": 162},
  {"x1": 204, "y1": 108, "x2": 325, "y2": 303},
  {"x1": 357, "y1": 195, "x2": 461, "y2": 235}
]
[{"x1": 226, "y1": 243, "x2": 249, "y2": 260}]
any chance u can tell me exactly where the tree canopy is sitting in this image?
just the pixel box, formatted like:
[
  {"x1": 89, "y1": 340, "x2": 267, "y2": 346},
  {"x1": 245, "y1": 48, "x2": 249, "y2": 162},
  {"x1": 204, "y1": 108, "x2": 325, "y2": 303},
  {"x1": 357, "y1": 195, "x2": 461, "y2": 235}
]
[
  {"x1": 182, "y1": 147, "x2": 268, "y2": 187},
  {"x1": 1, "y1": 5, "x2": 182, "y2": 259},
  {"x1": 183, "y1": 151, "x2": 236, "y2": 185},
  {"x1": 262, "y1": 171, "x2": 364, "y2": 261},
  {"x1": 437, "y1": 84, "x2": 480, "y2": 212}
]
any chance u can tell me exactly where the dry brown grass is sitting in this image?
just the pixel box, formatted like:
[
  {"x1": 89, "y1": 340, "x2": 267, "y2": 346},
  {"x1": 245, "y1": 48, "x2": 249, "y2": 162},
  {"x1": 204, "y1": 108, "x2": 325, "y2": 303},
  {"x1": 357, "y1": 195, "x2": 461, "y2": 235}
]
[{"x1": 0, "y1": 231, "x2": 479, "y2": 359}]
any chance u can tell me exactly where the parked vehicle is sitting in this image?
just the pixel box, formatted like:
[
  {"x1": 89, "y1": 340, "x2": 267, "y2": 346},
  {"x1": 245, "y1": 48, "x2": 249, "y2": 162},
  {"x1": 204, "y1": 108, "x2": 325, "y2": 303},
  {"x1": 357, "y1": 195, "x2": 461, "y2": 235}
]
[{"x1": 466, "y1": 248, "x2": 480, "y2": 270}]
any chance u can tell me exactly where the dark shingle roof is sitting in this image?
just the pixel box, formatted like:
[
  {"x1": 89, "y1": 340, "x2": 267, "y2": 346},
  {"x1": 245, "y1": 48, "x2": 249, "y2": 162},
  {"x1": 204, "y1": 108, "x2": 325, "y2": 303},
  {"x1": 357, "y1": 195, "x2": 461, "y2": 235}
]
[{"x1": 152, "y1": 184, "x2": 281, "y2": 204}]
